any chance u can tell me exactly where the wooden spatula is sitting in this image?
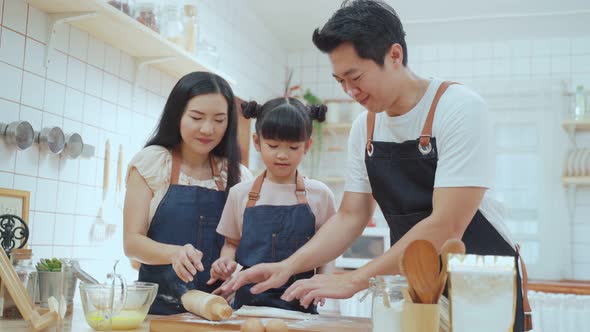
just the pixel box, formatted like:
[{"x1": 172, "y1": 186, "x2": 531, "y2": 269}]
[
  {"x1": 401, "y1": 239, "x2": 441, "y2": 304},
  {"x1": 436, "y1": 239, "x2": 466, "y2": 302}
]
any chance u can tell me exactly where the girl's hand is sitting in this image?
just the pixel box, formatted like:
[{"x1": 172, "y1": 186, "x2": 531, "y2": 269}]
[
  {"x1": 171, "y1": 244, "x2": 204, "y2": 283},
  {"x1": 207, "y1": 257, "x2": 238, "y2": 285}
]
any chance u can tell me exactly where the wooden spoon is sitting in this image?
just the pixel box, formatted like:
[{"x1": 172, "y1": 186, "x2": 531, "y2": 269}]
[
  {"x1": 436, "y1": 239, "x2": 466, "y2": 302},
  {"x1": 401, "y1": 239, "x2": 441, "y2": 304}
]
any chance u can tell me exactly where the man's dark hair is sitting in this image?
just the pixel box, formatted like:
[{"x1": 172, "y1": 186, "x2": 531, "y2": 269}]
[{"x1": 312, "y1": 0, "x2": 408, "y2": 66}]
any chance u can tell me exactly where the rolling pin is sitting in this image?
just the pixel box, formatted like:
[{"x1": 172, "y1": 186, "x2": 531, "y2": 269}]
[{"x1": 181, "y1": 290, "x2": 233, "y2": 321}]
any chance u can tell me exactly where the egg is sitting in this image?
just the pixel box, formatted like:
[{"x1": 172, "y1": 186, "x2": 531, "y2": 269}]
[
  {"x1": 265, "y1": 318, "x2": 288, "y2": 332},
  {"x1": 240, "y1": 318, "x2": 265, "y2": 332}
]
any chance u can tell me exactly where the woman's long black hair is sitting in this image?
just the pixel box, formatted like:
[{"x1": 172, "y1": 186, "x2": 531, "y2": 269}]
[{"x1": 145, "y1": 71, "x2": 241, "y2": 194}]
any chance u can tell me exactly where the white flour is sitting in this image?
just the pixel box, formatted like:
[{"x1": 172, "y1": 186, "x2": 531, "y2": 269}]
[{"x1": 372, "y1": 299, "x2": 403, "y2": 332}]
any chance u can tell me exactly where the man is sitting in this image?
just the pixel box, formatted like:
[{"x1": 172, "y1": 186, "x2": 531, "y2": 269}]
[{"x1": 223, "y1": 1, "x2": 529, "y2": 330}]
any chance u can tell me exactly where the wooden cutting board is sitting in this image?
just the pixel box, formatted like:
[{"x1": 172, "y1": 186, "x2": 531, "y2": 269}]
[{"x1": 150, "y1": 313, "x2": 371, "y2": 332}]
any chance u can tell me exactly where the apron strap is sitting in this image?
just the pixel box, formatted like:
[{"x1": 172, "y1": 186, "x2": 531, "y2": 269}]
[
  {"x1": 246, "y1": 170, "x2": 307, "y2": 208},
  {"x1": 170, "y1": 149, "x2": 225, "y2": 191},
  {"x1": 365, "y1": 112, "x2": 376, "y2": 155},
  {"x1": 516, "y1": 243, "x2": 533, "y2": 331},
  {"x1": 419, "y1": 81, "x2": 457, "y2": 149}
]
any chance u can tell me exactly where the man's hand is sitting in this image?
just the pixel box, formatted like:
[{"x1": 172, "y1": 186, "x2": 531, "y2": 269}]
[
  {"x1": 221, "y1": 262, "x2": 293, "y2": 294},
  {"x1": 281, "y1": 273, "x2": 365, "y2": 308},
  {"x1": 207, "y1": 257, "x2": 238, "y2": 285}
]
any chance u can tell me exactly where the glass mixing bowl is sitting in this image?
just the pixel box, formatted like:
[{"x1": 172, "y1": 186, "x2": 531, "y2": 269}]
[{"x1": 79, "y1": 281, "x2": 158, "y2": 331}]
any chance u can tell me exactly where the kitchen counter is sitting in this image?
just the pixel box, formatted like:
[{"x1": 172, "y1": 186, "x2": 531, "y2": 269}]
[{"x1": 0, "y1": 306, "x2": 371, "y2": 331}]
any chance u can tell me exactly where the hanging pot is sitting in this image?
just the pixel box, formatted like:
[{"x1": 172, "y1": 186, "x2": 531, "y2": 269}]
[
  {"x1": 35, "y1": 127, "x2": 65, "y2": 154},
  {"x1": 0, "y1": 121, "x2": 35, "y2": 150},
  {"x1": 63, "y1": 133, "x2": 84, "y2": 159}
]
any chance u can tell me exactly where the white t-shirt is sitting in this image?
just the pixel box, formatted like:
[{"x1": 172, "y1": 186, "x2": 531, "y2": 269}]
[
  {"x1": 127, "y1": 145, "x2": 253, "y2": 224},
  {"x1": 216, "y1": 177, "x2": 337, "y2": 240},
  {"x1": 345, "y1": 78, "x2": 514, "y2": 247}
]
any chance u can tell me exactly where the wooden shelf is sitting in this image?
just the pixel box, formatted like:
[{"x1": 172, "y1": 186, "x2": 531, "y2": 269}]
[
  {"x1": 529, "y1": 279, "x2": 590, "y2": 295},
  {"x1": 562, "y1": 176, "x2": 590, "y2": 186},
  {"x1": 562, "y1": 120, "x2": 590, "y2": 131},
  {"x1": 25, "y1": 0, "x2": 234, "y2": 83}
]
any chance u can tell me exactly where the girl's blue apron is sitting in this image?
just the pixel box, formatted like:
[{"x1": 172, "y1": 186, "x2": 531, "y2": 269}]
[
  {"x1": 234, "y1": 171, "x2": 318, "y2": 314},
  {"x1": 138, "y1": 149, "x2": 226, "y2": 315}
]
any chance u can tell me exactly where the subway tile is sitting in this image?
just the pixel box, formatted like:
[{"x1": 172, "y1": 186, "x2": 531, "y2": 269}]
[
  {"x1": 0, "y1": 0, "x2": 3, "y2": 26},
  {"x1": 572, "y1": 55, "x2": 590, "y2": 73},
  {"x1": 147, "y1": 66, "x2": 160, "y2": 94},
  {"x1": 18, "y1": 104, "x2": 41, "y2": 129},
  {"x1": 20, "y1": 71, "x2": 45, "y2": 109},
  {"x1": 2, "y1": 0, "x2": 28, "y2": 34},
  {"x1": 100, "y1": 100, "x2": 117, "y2": 131},
  {"x1": 87, "y1": 36, "x2": 105, "y2": 69},
  {"x1": 73, "y1": 216, "x2": 93, "y2": 246},
  {"x1": 571, "y1": 36, "x2": 590, "y2": 55},
  {"x1": 119, "y1": 53, "x2": 134, "y2": 82},
  {"x1": 26, "y1": 5, "x2": 48, "y2": 43},
  {"x1": 116, "y1": 106, "x2": 132, "y2": 135},
  {"x1": 66, "y1": 56, "x2": 86, "y2": 90},
  {"x1": 0, "y1": 99, "x2": 19, "y2": 172},
  {"x1": 46, "y1": 52, "x2": 67, "y2": 86},
  {"x1": 35, "y1": 178, "x2": 58, "y2": 212},
  {"x1": 24, "y1": 37, "x2": 46, "y2": 76},
  {"x1": 55, "y1": 182, "x2": 77, "y2": 214},
  {"x1": 64, "y1": 87, "x2": 84, "y2": 122},
  {"x1": 13, "y1": 174, "x2": 36, "y2": 210},
  {"x1": 531, "y1": 56, "x2": 550, "y2": 75},
  {"x1": 57, "y1": 156, "x2": 79, "y2": 183},
  {"x1": 52, "y1": 246, "x2": 73, "y2": 259},
  {"x1": 37, "y1": 153, "x2": 60, "y2": 180},
  {"x1": 102, "y1": 72, "x2": 118, "y2": 103},
  {"x1": 82, "y1": 94, "x2": 100, "y2": 126},
  {"x1": 31, "y1": 212, "x2": 55, "y2": 245},
  {"x1": 68, "y1": 27, "x2": 88, "y2": 62},
  {"x1": 44, "y1": 80, "x2": 66, "y2": 116},
  {"x1": 0, "y1": 171, "x2": 14, "y2": 188},
  {"x1": 104, "y1": 45, "x2": 120, "y2": 76},
  {"x1": 52, "y1": 23, "x2": 69, "y2": 53},
  {"x1": 78, "y1": 155, "x2": 97, "y2": 187},
  {"x1": 85, "y1": 64, "x2": 103, "y2": 97},
  {"x1": 0, "y1": 27, "x2": 25, "y2": 67},
  {"x1": 75, "y1": 185, "x2": 100, "y2": 216},
  {"x1": 118, "y1": 79, "x2": 132, "y2": 109},
  {"x1": 551, "y1": 55, "x2": 571, "y2": 74},
  {"x1": 510, "y1": 39, "x2": 532, "y2": 57}
]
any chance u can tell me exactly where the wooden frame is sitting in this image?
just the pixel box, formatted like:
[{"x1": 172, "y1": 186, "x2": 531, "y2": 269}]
[{"x1": 0, "y1": 188, "x2": 31, "y2": 250}]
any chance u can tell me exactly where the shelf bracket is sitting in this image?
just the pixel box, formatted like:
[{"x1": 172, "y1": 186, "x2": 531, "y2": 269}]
[
  {"x1": 133, "y1": 56, "x2": 176, "y2": 90},
  {"x1": 45, "y1": 12, "x2": 99, "y2": 67}
]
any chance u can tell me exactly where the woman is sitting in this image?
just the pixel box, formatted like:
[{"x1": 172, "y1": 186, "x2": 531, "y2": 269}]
[{"x1": 123, "y1": 71, "x2": 252, "y2": 314}]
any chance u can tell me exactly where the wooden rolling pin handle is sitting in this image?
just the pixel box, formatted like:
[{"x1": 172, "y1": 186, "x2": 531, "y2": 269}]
[{"x1": 212, "y1": 302, "x2": 233, "y2": 320}]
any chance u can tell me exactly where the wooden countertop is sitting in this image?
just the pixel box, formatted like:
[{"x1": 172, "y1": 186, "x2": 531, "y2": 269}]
[{"x1": 0, "y1": 306, "x2": 371, "y2": 331}]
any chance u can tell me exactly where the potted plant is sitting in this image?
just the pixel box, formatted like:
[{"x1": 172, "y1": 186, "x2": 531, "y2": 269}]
[{"x1": 35, "y1": 258, "x2": 77, "y2": 315}]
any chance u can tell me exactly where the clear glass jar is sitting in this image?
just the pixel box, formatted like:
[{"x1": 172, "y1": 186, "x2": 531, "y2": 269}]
[
  {"x1": 574, "y1": 85, "x2": 586, "y2": 120},
  {"x1": 160, "y1": 2, "x2": 184, "y2": 46},
  {"x1": 2, "y1": 249, "x2": 37, "y2": 319},
  {"x1": 182, "y1": 4, "x2": 198, "y2": 53},
  {"x1": 135, "y1": 1, "x2": 160, "y2": 33},
  {"x1": 370, "y1": 275, "x2": 406, "y2": 332},
  {"x1": 107, "y1": 0, "x2": 135, "y2": 16}
]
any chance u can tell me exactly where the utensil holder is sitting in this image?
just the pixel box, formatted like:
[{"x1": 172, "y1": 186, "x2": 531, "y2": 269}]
[{"x1": 402, "y1": 302, "x2": 440, "y2": 332}]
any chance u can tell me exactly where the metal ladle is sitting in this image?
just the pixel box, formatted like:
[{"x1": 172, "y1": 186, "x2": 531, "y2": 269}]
[{"x1": 0, "y1": 121, "x2": 35, "y2": 150}]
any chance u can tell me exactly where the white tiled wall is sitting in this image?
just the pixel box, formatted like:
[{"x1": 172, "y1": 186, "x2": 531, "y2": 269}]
[
  {"x1": 0, "y1": 0, "x2": 286, "y2": 279},
  {"x1": 289, "y1": 36, "x2": 590, "y2": 279}
]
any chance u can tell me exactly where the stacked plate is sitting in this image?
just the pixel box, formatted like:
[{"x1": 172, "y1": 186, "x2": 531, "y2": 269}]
[{"x1": 564, "y1": 148, "x2": 590, "y2": 176}]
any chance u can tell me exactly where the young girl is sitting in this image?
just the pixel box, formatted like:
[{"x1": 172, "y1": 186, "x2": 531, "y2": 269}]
[
  {"x1": 124, "y1": 71, "x2": 252, "y2": 314},
  {"x1": 208, "y1": 97, "x2": 336, "y2": 313}
]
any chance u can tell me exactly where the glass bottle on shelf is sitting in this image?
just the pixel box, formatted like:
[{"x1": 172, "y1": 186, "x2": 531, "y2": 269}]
[
  {"x1": 183, "y1": 3, "x2": 198, "y2": 53},
  {"x1": 1, "y1": 249, "x2": 38, "y2": 319},
  {"x1": 135, "y1": 1, "x2": 160, "y2": 33},
  {"x1": 160, "y1": 1, "x2": 184, "y2": 46},
  {"x1": 108, "y1": 0, "x2": 135, "y2": 16},
  {"x1": 574, "y1": 85, "x2": 586, "y2": 120}
]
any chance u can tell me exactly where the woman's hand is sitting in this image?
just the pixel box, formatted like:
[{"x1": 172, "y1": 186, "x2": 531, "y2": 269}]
[
  {"x1": 170, "y1": 244, "x2": 204, "y2": 283},
  {"x1": 207, "y1": 257, "x2": 238, "y2": 285}
]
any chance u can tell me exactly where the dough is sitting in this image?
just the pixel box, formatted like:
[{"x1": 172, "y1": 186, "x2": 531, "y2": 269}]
[
  {"x1": 265, "y1": 318, "x2": 289, "y2": 332},
  {"x1": 240, "y1": 318, "x2": 264, "y2": 332},
  {"x1": 235, "y1": 305, "x2": 314, "y2": 320}
]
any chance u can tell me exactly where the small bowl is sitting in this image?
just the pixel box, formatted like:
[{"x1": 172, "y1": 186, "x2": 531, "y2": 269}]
[{"x1": 79, "y1": 281, "x2": 158, "y2": 331}]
